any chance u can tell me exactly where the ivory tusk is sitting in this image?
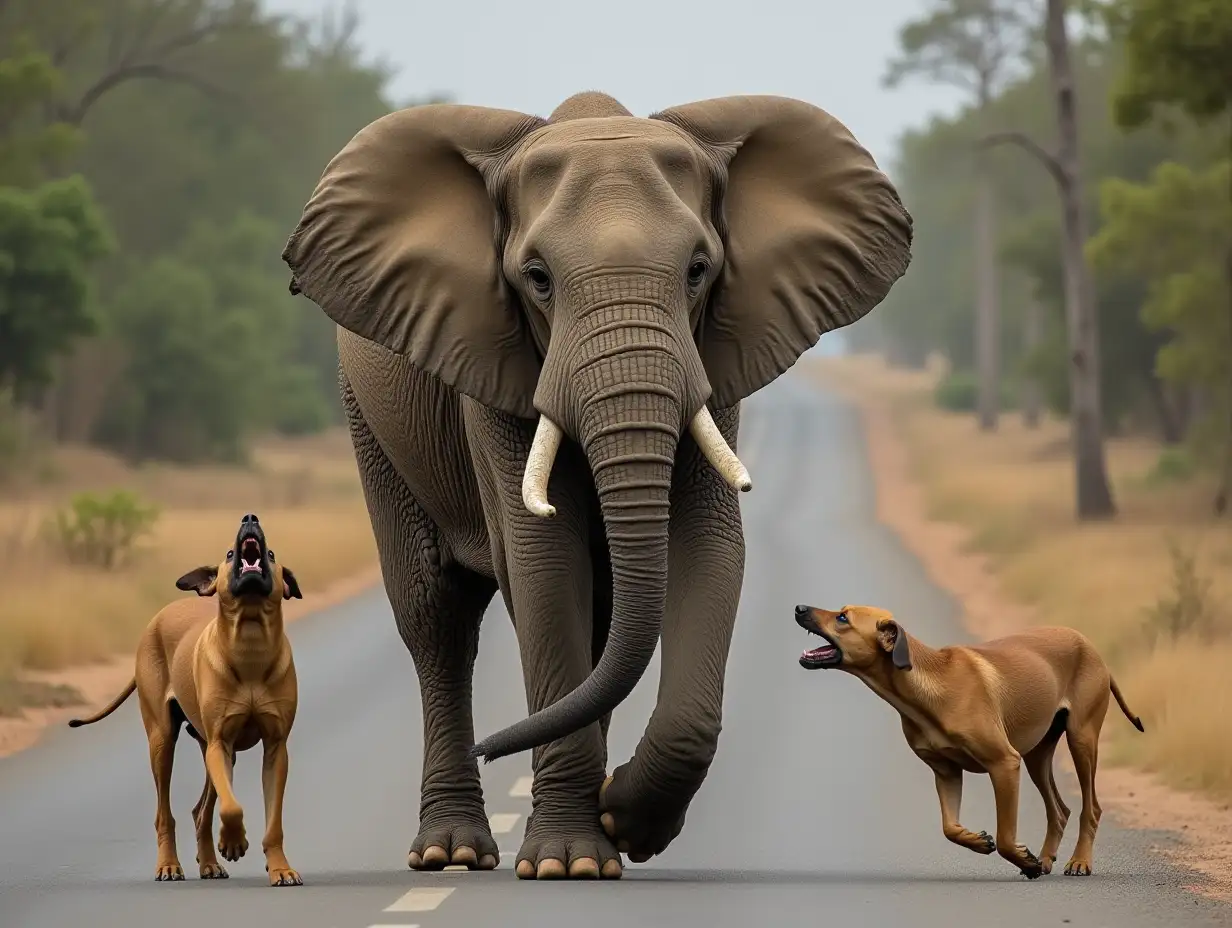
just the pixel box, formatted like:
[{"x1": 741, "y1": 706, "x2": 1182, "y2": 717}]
[
  {"x1": 522, "y1": 415, "x2": 564, "y2": 518},
  {"x1": 689, "y1": 406, "x2": 752, "y2": 493}
]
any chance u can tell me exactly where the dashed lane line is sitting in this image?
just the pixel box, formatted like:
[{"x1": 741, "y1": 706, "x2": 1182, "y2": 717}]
[
  {"x1": 508, "y1": 776, "x2": 533, "y2": 798},
  {"x1": 489, "y1": 812, "x2": 522, "y2": 834},
  {"x1": 384, "y1": 888, "x2": 455, "y2": 913}
]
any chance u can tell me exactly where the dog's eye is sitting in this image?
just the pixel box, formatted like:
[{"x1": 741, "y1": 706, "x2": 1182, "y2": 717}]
[
  {"x1": 836, "y1": 612, "x2": 849, "y2": 624},
  {"x1": 268, "y1": 550, "x2": 275, "y2": 561},
  {"x1": 226, "y1": 550, "x2": 234, "y2": 560}
]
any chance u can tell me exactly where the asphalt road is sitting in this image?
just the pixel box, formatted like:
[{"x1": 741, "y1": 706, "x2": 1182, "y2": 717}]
[{"x1": 1, "y1": 369, "x2": 1227, "y2": 928}]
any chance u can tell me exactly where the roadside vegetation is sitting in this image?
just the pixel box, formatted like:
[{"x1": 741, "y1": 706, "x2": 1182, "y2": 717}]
[{"x1": 815, "y1": 355, "x2": 1232, "y2": 800}]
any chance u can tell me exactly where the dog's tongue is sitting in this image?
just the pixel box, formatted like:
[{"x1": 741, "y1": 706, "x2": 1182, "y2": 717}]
[{"x1": 802, "y1": 644, "x2": 836, "y2": 661}]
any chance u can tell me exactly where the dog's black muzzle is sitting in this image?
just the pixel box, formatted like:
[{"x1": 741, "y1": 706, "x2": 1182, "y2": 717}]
[{"x1": 230, "y1": 512, "x2": 273, "y2": 598}]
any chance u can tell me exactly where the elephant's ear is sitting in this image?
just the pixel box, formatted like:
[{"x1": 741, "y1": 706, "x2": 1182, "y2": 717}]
[
  {"x1": 652, "y1": 96, "x2": 913, "y2": 407},
  {"x1": 282, "y1": 104, "x2": 548, "y2": 419}
]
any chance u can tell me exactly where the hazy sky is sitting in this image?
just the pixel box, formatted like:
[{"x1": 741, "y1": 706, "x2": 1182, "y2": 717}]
[{"x1": 259, "y1": 0, "x2": 966, "y2": 173}]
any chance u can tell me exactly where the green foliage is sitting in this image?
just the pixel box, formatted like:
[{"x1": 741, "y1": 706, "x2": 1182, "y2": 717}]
[
  {"x1": 50, "y1": 489, "x2": 160, "y2": 570},
  {"x1": 1089, "y1": 160, "x2": 1232, "y2": 423},
  {"x1": 1111, "y1": 0, "x2": 1232, "y2": 127},
  {"x1": 933, "y1": 369, "x2": 1017, "y2": 412},
  {"x1": 0, "y1": 175, "x2": 113, "y2": 399},
  {"x1": 1145, "y1": 446, "x2": 1197, "y2": 485},
  {"x1": 0, "y1": 0, "x2": 404, "y2": 461}
]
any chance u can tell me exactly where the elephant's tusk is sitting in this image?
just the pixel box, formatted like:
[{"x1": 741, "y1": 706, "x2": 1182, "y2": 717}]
[
  {"x1": 689, "y1": 405, "x2": 752, "y2": 493},
  {"x1": 522, "y1": 415, "x2": 564, "y2": 518}
]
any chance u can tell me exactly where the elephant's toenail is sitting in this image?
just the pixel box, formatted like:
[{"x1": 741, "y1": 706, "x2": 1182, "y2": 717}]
[
  {"x1": 599, "y1": 775, "x2": 613, "y2": 805},
  {"x1": 516, "y1": 859, "x2": 536, "y2": 879},
  {"x1": 600, "y1": 812, "x2": 616, "y2": 836},
  {"x1": 537, "y1": 859, "x2": 567, "y2": 879},
  {"x1": 601, "y1": 859, "x2": 624, "y2": 879},
  {"x1": 451, "y1": 846, "x2": 478, "y2": 866},
  {"x1": 569, "y1": 857, "x2": 600, "y2": 878},
  {"x1": 479, "y1": 854, "x2": 498, "y2": 870}
]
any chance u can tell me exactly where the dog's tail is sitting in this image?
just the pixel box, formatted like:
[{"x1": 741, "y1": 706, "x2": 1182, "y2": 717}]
[
  {"x1": 1110, "y1": 676, "x2": 1144, "y2": 732},
  {"x1": 67, "y1": 678, "x2": 136, "y2": 729}
]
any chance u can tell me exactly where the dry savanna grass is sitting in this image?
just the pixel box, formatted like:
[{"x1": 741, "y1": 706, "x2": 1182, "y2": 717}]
[
  {"x1": 0, "y1": 428, "x2": 377, "y2": 715},
  {"x1": 812, "y1": 354, "x2": 1232, "y2": 801}
]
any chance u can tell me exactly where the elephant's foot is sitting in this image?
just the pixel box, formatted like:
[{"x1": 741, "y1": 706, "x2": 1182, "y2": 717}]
[
  {"x1": 515, "y1": 815, "x2": 623, "y2": 880},
  {"x1": 598, "y1": 763, "x2": 697, "y2": 863},
  {"x1": 409, "y1": 815, "x2": 500, "y2": 871}
]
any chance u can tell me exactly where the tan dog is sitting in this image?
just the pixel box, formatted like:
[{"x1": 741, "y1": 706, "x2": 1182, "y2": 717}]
[
  {"x1": 69, "y1": 513, "x2": 303, "y2": 886},
  {"x1": 794, "y1": 603, "x2": 1144, "y2": 880}
]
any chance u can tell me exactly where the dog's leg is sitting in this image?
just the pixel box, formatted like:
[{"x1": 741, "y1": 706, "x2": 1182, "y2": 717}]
[
  {"x1": 259, "y1": 738, "x2": 301, "y2": 886},
  {"x1": 205, "y1": 740, "x2": 249, "y2": 863},
  {"x1": 932, "y1": 764, "x2": 996, "y2": 856},
  {"x1": 987, "y1": 753, "x2": 1045, "y2": 879},
  {"x1": 1024, "y1": 732, "x2": 1070, "y2": 875},
  {"x1": 140, "y1": 701, "x2": 183, "y2": 881},
  {"x1": 1063, "y1": 728, "x2": 1102, "y2": 876},
  {"x1": 191, "y1": 738, "x2": 227, "y2": 879},
  {"x1": 344, "y1": 376, "x2": 501, "y2": 873}
]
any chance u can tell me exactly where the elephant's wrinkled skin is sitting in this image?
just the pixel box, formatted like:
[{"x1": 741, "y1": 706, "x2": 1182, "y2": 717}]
[{"x1": 282, "y1": 91, "x2": 912, "y2": 880}]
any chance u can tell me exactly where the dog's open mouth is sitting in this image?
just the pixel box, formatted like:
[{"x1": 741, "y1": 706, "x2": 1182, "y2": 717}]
[
  {"x1": 239, "y1": 537, "x2": 263, "y2": 575},
  {"x1": 800, "y1": 637, "x2": 841, "y2": 669}
]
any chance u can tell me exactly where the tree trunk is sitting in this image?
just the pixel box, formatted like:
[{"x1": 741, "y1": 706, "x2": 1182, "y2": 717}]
[
  {"x1": 1214, "y1": 247, "x2": 1232, "y2": 516},
  {"x1": 1045, "y1": 0, "x2": 1116, "y2": 520},
  {"x1": 1021, "y1": 295, "x2": 1043, "y2": 429},
  {"x1": 975, "y1": 163, "x2": 1001, "y2": 431}
]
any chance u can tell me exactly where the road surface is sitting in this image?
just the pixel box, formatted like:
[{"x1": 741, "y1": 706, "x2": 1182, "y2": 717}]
[{"x1": 1, "y1": 370, "x2": 1227, "y2": 928}]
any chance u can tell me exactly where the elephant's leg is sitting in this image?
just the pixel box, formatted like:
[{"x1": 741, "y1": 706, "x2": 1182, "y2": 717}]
[
  {"x1": 344, "y1": 377, "x2": 500, "y2": 872},
  {"x1": 600, "y1": 404, "x2": 745, "y2": 861}
]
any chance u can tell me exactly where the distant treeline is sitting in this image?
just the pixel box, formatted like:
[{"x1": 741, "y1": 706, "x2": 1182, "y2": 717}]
[
  {"x1": 853, "y1": 0, "x2": 1229, "y2": 458},
  {"x1": 0, "y1": 0, "x2": 443, "y2": 465}
]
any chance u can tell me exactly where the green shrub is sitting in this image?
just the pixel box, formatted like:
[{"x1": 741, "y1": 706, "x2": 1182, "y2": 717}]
[
  {"x1": 50, "y1": 490, "x2": 160, "y2": 570},
  {"x1": 933, "y1": 370, "x2": 1017, "y2": 412},
  {"x1": 1145, "y1": 446, "x2": 1198, "y2": 486}
]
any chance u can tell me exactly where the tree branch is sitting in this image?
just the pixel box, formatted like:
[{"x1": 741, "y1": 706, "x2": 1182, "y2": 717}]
[
  {"x1": 977, "y1": 130, "x2": 1067, "y2": 189},
  {"x1": 64, "y1": 62, "x2": 235, "y2": 126}
]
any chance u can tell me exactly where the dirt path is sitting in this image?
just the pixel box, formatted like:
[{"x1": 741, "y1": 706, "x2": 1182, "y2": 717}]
[
  {"x1": 0, "y1": 566, "x2": 383, "y2": 760},
  {"x1": 810, "y1": 362, "x2": 1232, "y2": 902}
]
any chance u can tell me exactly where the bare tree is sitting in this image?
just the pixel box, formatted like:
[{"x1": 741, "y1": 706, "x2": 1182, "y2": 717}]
[
  {"x1": 1021, "y1": 292, "x2": 1044, "y2": 428},
  {"x1": 981, "y1": 0, "x2": 1116, "y2": 519},
  {"x1": 883, "y1": 0, "x2": 1032, "y2": 432}
]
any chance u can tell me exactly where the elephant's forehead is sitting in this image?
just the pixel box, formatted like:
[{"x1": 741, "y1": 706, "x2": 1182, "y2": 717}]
[{"x1": 520, "y1": 118, "x2": 702, "y2": 179}]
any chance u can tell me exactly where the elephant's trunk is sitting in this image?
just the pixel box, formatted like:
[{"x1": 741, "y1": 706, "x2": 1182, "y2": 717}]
[{"x1": 469, "y1": 306, "x2": 751, "y2": 764}]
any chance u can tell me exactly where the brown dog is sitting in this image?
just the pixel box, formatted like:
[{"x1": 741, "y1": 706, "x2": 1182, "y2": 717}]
[
  {"x1": 69, "y1": 513, "x2": 303, "y2": 886},
  {"x1": 794, "y1": 603, "x2": 1144, "y2": 880}
]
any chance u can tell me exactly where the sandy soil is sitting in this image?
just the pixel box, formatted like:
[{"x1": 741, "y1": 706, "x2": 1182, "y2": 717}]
[
  {"x1": 811, "y1": 362, "x2": 1232, "y2": 902},
  {"x1": 0, "y1": 565, "x2": 383, "y2": 760}
]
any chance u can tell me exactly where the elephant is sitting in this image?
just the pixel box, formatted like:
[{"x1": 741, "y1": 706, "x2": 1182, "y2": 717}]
[{"x1": 281, "y1": 90, "x2": 912, "y2": 881}]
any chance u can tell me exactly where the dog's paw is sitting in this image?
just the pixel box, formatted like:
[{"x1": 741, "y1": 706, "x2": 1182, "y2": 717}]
[
  {"x1": 1015, "y1": 845, "x2": 1045, "y2": 880},
  {"x1": 199, "y1": 862, "x2": 228, "y2": 880},
  {"x1": 973, "y1": 831, "x2": 996, "y2": 855},
  {"x1": 1063, "y1": 856, "x2": 1092, "y2": 876},
  {"x1": 154, "y1": 864, "x2": 184, "y2": 882},
  {"x1": 217, "y1": 811, "x2": 248, "y2": 862},
  {"x1": 268, "y1": 866, "x2": 302, "y2": 887}
]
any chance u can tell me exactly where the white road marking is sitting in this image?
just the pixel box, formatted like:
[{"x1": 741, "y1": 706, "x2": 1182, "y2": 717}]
[
  {"x1": 489, "y1": 812, "x2": 522, "y2": 834},
  {"x1": 384, "y1": 888, "x2": 455, "y2": 912},
  {"x1": 508, "y1": 775, "x2": 533, "y2": 798}
]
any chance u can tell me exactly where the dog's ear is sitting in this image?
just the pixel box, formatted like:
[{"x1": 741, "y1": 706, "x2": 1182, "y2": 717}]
[
  {"x1": 176, "y1": 566, "x2": 219, "y2": 597},
  {"x1": 877, "y1": 619, "x2": 913, "y2": 671},
  {"x1": 281, "y1": 567, "x2": 303, "y2": 600}
]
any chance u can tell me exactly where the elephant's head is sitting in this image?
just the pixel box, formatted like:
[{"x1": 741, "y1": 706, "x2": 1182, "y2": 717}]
[{"x1": 283, "y1": 92, "x2": 912, "y2": 761}]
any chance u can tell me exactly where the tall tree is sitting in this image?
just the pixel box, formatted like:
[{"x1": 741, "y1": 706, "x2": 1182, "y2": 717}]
[
  {"x1": 1105, "y1": 0, "x2": 1232, "y2": 510},
  {"x1": 982, "y1": 0, "x2": 1118, "y2": 519},
  {"x1": 883, "y1": 0, "x2": 1032, "y2": 431}
]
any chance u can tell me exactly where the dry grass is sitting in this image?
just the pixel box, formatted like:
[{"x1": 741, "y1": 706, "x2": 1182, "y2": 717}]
[
  {"x1": 0, "y1": 428, "x2": 377, "y2": 713},
  {"x1": 812, "y1": 354, "x2": 1232, "y2": 801}
]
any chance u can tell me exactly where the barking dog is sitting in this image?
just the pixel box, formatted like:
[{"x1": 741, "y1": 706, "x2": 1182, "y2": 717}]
[
  {"x1": 69, "y1": 513, "x2": 304, "y2": 885},
  {"x1": 794, "y1": 603, "x2": 1144, "y2": 879}
]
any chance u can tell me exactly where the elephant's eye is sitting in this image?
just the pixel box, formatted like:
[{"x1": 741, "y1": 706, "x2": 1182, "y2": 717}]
[
  {"x1": 525, "y1": 264, "x2": 553, "y2": 302},
  {"x1": 687, "y1": 259, "x2": 709, "y2": 293}
]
